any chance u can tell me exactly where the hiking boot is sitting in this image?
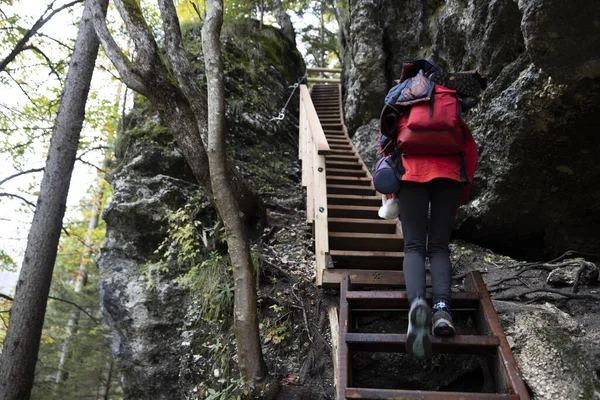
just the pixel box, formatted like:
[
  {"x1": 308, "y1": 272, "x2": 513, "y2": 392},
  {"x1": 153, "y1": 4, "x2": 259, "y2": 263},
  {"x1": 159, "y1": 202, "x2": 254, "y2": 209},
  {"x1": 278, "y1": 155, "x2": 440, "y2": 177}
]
[
  {"x1": 432, "y1": 301, "x2": 455, "y2": 337},
  {"x1": 406, "y1": 297, "x2": 432, "y2": 360}
]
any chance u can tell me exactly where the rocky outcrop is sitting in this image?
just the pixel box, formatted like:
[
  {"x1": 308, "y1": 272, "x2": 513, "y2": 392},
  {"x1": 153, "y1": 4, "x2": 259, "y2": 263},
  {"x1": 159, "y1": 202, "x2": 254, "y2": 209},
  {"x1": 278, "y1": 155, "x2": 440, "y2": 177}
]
[
  {"x1": 344, "y1": 0, "x2": 600, "y2": 258},
  {"x1": 98, "y1": 144, "x2": 198, "y2": 399},
  {"x1": 97, "y1": 21, "x2": 306, "y2": 399},
  {"x1": 495, "y1": 301, "x2": 599, "y2": 400}
]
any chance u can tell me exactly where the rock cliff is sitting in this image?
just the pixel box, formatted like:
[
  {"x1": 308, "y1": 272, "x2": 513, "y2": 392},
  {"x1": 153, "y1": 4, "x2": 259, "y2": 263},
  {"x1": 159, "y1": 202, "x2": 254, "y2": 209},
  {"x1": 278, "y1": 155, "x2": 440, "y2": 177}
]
[{"x1": 344, "y1": 0, "x2": 600, "y2": 258}]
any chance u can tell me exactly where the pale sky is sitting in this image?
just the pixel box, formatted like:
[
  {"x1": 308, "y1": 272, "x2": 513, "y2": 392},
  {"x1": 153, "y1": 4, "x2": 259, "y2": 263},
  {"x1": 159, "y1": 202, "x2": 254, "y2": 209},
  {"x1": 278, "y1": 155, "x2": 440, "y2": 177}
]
[
  {"x1": 0, "y1": 0, "x2": 325, "y2": 294},
  {"x1": 0, "y1": 0, "x2": 116, "y2": 293}
]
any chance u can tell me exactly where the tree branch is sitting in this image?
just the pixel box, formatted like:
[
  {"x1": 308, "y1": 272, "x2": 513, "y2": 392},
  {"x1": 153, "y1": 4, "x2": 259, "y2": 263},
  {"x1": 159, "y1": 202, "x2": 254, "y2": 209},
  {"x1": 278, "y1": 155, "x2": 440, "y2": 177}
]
[
  {"x1": 34, "y1": 31, "x2": 75, "y2": 51},
  {"x1": 0, "y1": 168, "x2": 45, "y2": 187},
  {"x1": 0, "y1": 0, "x2": 84, "y2": 72},
  {"x1": 0, "y1": 293, "x2": 99, "y2": 324},
  {"x1": 157, "y1": 0, "x2": 209, "y2": 144},
  {"x1": 0, "y1": 192, "x2": 36, "y2": 208},
  {"x1": 76, "y1": 145, "x2": 109, "y2": 159},
  {"x1": 22, "y1": 45, "x2": 62, "y2": 82},
  {"x1": 112, "y1": 0, "x2": 162, "y2": 79},
  {"x1": 76, "y1": 156, "x2": 105, "y2": 173},
  {"x1": 494, "y1": 288, "x2": 600, "y2": 302},
  {"x1": 89, "y1": 0, "x2": 146, "y2": 93}
]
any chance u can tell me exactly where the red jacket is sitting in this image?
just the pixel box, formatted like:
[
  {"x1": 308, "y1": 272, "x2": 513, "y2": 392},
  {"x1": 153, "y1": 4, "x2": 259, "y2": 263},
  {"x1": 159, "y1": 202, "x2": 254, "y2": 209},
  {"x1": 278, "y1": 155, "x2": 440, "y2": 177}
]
[{"x1": 383, "y1": 116, "x2": 477, "y2": 205}]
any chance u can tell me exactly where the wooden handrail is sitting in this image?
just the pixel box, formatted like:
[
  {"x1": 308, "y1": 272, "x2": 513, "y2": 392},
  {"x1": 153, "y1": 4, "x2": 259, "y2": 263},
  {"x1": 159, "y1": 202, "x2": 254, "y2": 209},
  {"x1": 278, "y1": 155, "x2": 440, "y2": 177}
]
[
  {"x1": 299, "y1": 84, "x2": 331, "y2": 286},
  {"x1": 300, "y1": 85, "x2": 330, "y2": 155},
  {"x1": 307, "y1": 67, "x2": 342, "y2": 73}
]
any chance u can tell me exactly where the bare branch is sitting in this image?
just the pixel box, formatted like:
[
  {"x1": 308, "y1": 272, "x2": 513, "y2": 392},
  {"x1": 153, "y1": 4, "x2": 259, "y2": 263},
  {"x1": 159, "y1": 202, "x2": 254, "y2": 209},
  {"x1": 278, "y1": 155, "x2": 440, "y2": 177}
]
[
  {"x1": 34, "y1": 31, "x2": 75, "y2": 52},
  {"x1": 494, "y1": 288, "x2": 600, "y2": 301},
  {"x1": 76, "y1": 156, "x2": 105, "y2": 173},
  {"x1": 5, "y1": 70, "x2": 36, "y2": 104},
  {"x1": 0, "y1": 293, "x2": 99, "y2": 324},
  {"x1": 112, "y1": 0, "x2": 161, "y2": 76},
  {"x1": 190, "y1": 1, "x2": 204, "y2": 21},
  {"x1": 89, "y1": 0, "x2": 146, "y2": 93},
  {"x1": 22, "y1": 45, "x2": 62, "y2": 82},
  {"x1": 0, "y1": 168, "x2": 45, "y2": 187},
  {"x1": 157, "y1": 0, "x2": 209, "y2": 143},
  {"x1": 0, "y1": 192, "x2": 36, "y2": 208},
  {"x1": 77, "y1": 145, "x2": 109, "y2": 159},
  {"x1": 0, "y1": 0, "x2": 84, "y2": 72}
]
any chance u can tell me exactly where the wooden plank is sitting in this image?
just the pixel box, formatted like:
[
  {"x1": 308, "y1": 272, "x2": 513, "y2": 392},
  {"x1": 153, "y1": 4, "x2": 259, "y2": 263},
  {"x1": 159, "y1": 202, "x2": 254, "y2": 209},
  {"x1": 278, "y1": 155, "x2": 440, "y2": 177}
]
[
  {"x1": 345, "y1": 291, "x2": 480, "y2": 309},
  {"x1": 329, "y1": 232, "x2": 403, "y2": 252},
  {"x1": 329, "y1": 249, "x2": 404, "y2": 270},
  {"x1": 322, "y1": 269, "x2": 407, "y2": 288},
  {"x1": 338, "y1": 276, "x2": 350, "y2": 400},
  {"x1": 326, "y1": 176, "x2": 372, "y2": 186},
  {"x1": 314, "y1": 152, "x2": 329, "y2": 286},
  {"x1": 307, "y1": 67, "x2": 342, "y2": 73},
  {"x1": 327, "y1": 155, "x2": 360, "y2": 162},
  {"x1": 327, "y1": 184, "x2": 376, "y2": 196},
  {"x1": 300, "y1": 84, "x2": 331, "y2": 155},
  {"x1": 308, "y1": 77, "x2": 341, "y2": 83},
  {"x1": 305, "y1": 123, "x2": 315, "y2": 224},
  {"x1": 345, "y1": 333, "x2": 499, "y2": 354},
  {"x1": 464, "y1": 271, "x2": 531, "y2": 400},
  {"x1": 326, "y1": 169, "x2": 368, "y2": 178},
  {"x1": 328, "y1": 205, "x2": 380, "y2": 219},
  {"x1": 327, "y1": 218, "x2": 397, "y2": 234},
  {"x1": 346, "y1": 388, "x2": 519, "y2": 400},
  {"x1": 329, "y1": 307, "x2": 340, "y2": 391},
  {"x1": 327, "y1": 194, "x2": 380, "y2": 206}
]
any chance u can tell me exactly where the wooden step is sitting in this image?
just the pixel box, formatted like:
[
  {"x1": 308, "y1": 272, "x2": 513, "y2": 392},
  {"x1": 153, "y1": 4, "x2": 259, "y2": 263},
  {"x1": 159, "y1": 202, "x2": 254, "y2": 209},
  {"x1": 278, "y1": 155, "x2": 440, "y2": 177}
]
[
  {"x1": 324, "y1": 130, "x2": 345, "y2": 136},
  {"x1": 345, "y1": 388, "x2": 518, "y2": 400},
  {"x1": 329, "y1": 232, "x2": 403, "y2": 252},
  {"x1": 328, "y1": 149, "x2": 357, "y2": 155},
  {"x1": 326, "y1": 139, "x2": 351, "y2": 146},
  {"x1": 322, "y1": 269, "x2": 408, "y2": 288},
  {"x1": 345, "y1": 333, "x2": 500, "y2": 354},
  {"x1": 326, "y1": 176, "x2": 371, "y2": 186},
  {"x1": 322, "y1": 124, "x2": 344, "y2": 130},
  {"x1": 328, "y1": 218, "x2": 397, "y2": 234},
  {"x1": 328, "y1": 205, "x2": 380, "y2": 219},
  {"x1": 326, "y1": 161, "x2": 363, "y2": 170},
  {"x1": 329, "y1": 249, "x2": 404, "y2": 269},
  {"x1": 325, "y1": 141, "x2": 352, "y2": 146},
  {"x1": 326, "y1": 169, "x2": 368, "y2": 178},
  {"x1": 327, "y1": 194, "x2": 380, "y2": 206},
  {"x1": 326, "y1": 155, "x2": 360, "y2": 162},
  {"x1": 345, "y1": 291, "x2": 480, "y2": 309},
  {"x1": 327, "y1": 184, "x2": 376, "y2": 196}
]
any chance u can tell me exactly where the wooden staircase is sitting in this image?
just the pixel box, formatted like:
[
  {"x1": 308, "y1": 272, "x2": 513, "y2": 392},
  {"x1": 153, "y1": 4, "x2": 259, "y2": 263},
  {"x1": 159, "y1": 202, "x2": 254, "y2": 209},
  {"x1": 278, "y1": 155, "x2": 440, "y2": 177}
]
[{"x1": 299, "y1": 83, "x2": 531, "y2": 400}]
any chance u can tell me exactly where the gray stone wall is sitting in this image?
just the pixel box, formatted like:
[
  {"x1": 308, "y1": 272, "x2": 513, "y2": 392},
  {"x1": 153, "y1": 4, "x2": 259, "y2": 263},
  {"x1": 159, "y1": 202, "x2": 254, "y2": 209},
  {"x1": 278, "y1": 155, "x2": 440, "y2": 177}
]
[{"x1": 345, "y1": 0, "x2": 600, "y2": 257}]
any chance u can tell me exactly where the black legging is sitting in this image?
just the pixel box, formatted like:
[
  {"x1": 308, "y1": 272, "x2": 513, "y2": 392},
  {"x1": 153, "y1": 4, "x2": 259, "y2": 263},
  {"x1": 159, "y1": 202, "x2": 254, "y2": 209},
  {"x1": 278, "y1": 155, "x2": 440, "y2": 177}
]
[{"x1": 398, "y1": 178, "x2": 463, "y2": 305}]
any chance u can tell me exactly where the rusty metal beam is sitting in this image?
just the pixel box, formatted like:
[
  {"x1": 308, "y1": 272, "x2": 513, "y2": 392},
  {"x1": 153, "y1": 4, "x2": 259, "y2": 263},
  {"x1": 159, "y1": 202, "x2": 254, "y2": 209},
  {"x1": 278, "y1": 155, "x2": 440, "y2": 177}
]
[
  {"x1": 345, "y1": 333, "x2": 499, "y2": 354},
  {"x1": 345, "y1": 388, "x2": 519, "y2": 400}
]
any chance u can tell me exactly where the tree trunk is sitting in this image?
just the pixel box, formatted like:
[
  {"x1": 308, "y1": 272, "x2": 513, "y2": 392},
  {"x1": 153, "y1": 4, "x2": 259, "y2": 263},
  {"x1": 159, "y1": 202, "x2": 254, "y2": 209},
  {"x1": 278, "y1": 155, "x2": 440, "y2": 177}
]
[
  {"x1": 0, "y1": 1, "x2": 108, "y2": 399},
  {"x1": 90, "y1": 0, "x2": 265, "y2": 231},
  {"x1": 202, "y1": 0, "x2": 267, "y2": 382},
  {"x1": 320, "y1": 1, "x2": 325, "y2": 67},
  {"x1": 271, "y1": 0, "x2": 295, "y2": 45},
  {"x1": 54, "y1": 188, "x2": 103, "y2": 386},
  {"x1": 97, "y1": 358, "x2": 113, "y2": 400}
]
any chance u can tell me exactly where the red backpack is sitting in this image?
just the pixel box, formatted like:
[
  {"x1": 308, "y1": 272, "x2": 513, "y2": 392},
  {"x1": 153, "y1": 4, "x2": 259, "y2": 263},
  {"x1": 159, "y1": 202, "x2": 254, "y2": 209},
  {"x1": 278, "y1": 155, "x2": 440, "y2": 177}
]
[{"x1": 397, "y1": 85, "x2": 464, "y2": 155}]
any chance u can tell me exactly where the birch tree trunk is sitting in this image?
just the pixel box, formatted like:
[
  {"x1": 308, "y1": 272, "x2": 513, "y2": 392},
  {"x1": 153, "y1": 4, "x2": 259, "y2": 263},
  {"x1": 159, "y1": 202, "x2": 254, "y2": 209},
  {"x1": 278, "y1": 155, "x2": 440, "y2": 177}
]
[
  {"x1": 54, "y1": 188, "x2": 103, "y2": 385},
  {"x1": 0, "y1": 0, "x2": 108, "y2": 398},
  {"x1": 202, "y1": 0, "x2": 267, "y2": 382}
]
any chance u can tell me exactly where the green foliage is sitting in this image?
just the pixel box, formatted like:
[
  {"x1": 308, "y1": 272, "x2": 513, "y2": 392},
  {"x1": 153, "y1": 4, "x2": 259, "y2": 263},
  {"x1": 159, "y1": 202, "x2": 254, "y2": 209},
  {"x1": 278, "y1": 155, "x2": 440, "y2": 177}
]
[
  {"x1": 0, "y1": 250, "x2": 17, "y2": 273},
  {"x1": 28, "y1": 181, "x2": 122, "y2": 399}
]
